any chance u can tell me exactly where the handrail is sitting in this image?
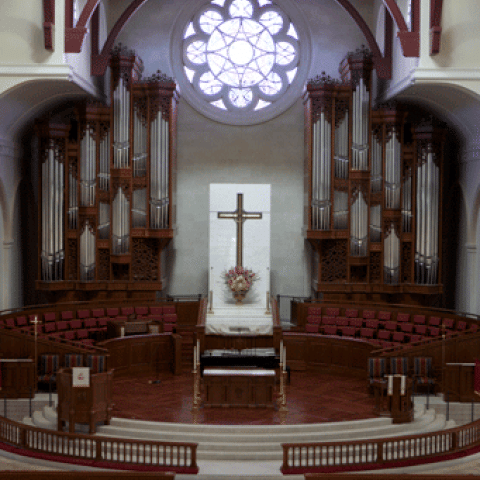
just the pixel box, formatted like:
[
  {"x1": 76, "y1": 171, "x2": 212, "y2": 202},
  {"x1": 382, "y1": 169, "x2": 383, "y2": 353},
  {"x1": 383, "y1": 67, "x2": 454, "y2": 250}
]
[
  {"x1": 281, "y1": 416, "x2": 480, "y2": 474},
  {"x1": 0, "y1": 414, "x2": 198, "y2": 473}
]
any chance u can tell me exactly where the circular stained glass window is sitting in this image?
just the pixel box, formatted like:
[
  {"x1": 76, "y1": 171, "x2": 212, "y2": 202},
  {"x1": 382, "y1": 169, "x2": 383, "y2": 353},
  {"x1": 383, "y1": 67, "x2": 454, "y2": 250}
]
[{"x1": 171, "y1": 0, "x2": 311, "y2": 125}]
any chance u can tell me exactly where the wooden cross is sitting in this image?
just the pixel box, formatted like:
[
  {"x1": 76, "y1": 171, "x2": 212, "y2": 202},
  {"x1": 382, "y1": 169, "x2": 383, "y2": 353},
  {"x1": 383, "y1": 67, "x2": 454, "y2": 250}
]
[{"x1": 218, "y1": 193, "x2": 262, "y2": 268}]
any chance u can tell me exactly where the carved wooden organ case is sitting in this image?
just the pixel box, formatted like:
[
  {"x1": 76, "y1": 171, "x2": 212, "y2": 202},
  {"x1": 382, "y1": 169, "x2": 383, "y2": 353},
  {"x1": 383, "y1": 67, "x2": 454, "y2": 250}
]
[
  {"x1": 305, "y1": 48, "x2": 445, "y2": 297},
  {"x1": 35, "y1": 47, "x2": 178, "y2": 295}
]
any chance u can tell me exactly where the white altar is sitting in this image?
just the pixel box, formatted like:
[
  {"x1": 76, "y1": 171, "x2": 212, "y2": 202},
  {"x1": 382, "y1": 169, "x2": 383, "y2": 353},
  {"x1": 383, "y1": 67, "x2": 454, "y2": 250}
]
[{"x1": 206, "y1": 184, "x2": 273, "y2": 334}]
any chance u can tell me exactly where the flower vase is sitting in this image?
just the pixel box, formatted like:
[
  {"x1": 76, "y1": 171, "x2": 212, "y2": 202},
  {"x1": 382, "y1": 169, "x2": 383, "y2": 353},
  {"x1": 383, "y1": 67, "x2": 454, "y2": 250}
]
[{"x1": 233, "y1": 291, "x2": 246, "y2": 305}]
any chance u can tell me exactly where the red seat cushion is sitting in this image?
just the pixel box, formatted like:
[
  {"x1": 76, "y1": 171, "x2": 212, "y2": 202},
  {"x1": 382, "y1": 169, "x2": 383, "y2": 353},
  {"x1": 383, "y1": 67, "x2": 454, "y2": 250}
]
[
  {"x1": 397, "y1": 313, "x2": 410, "y2": 323},
  {"x1": 306, "y1": 315, "x2": 321, "y2": 324},
  {"x1": 44, "y1": 322, "x2": 56, "y2": 334},
  {"x1": 456, "y1": 321, "x2": 467, "y2": 331},
  {"x1": 163, "y1": 323, "x2": 175, "y2": 333},
  {"x1": 428, "y1": 326, "x2": 440, "y2": 337},
  {"x1": 322, "y1": 316, "x2": 335, "y2": 325},
  {"x1": 55, "y1": 321, "x2": 69, "y2": 332},
  {"x1": 378, "y1": 311, "x2": 391, "y2": 321},
  {"x1": 76, "y1": 329, "x2": 89, "y2": 340},
  {"x1": 415, "y1": 324, "x2": 427, "y2": 335},
  {"x1": 443, "y1": 318, "x2": 455, "y2": 329},
  {"x1": 61, "y1": 311, "x2": 73, "y2": 321},
  {"x1": 360, "y1": 327, "x2": 374, "y2": 338},
  {"x1": 121, "y1": 307, "x2": 134, "y2": 316},
  {"x1": 345, "y1": 309, "x2": 358, "y2": 318},
  {"x1": 341, "y1": 326, "x2": 356, "y2": 337},
  {"x1": 163, "y1": 306, "x2": 176, "y2": 315},
  {"x1": 135, "y1": 306, "x2": 149, "y2": 316},
  {"x1": 149, "y1": 306, "x2": 163, "y2": 316},
  {"x1": 77, "y1": 309, "x2": 90, "y2": 319},
  {"x1": 349, "y1": 318, "x2": 363, "y2": 328},
  {"x1": 325, "y1": 307, "x2": 339, "y2": 317},
  {"x1": 43, "y1": 312, "x2": 56, "y2": 322},
  {"x1": 307, "y1": 307, "x2": 322, "y2": 316},
  {"x1": 428, "y1": 316, "x2": 441, "y2": 327},
  {"x1": 324, "y1": 325, "x2": 338, "y2": 336},
  {"x1": 378, "y1": 330, "x2": 391, "y2": 341},
  {"x1": 365, "y1": 319, "x2": 378, "y2": 329},
  {"x1": 164, "y1": 314, "x2": 177, "y2": 323},
  {"x1": 106, "y1": 308, "x2": 119, "y2": 317},
  {"x1": 92, "y1": 308, "x2": 104, "y2": 318},
  {"x1": 335, "y1": 317, "x2": 348, "y2": 327},
  {"x1": 400, "y1": 323, "x2": 414, "y2": 333},
  {"x1": 413, "y1": 315, "x2": 426, "y2": 324},
  {"x1": 84, "y1": 318, "x2": 97, "y2": 329},
  {"x1": 64, "y1": 331, "x2": 76, "y2": 341},
  {"x1": 392, "y1": 332, "x2": 405, "y2": 342},
  {"x1": 385, "y1": 321, "x2": 397, "y2": 331},
  {"x1": 70, "y1": 319, "x2": 82, "y2": 330},
  {"x1": 362, "y1": 310, "x2": 376, "y2": 319},
  {"x1": 305, "y1": 324, "x2": 319, "y2": 333},
  {"x1": 15, "y1": 316, "x2": 28, "y2": 327}
]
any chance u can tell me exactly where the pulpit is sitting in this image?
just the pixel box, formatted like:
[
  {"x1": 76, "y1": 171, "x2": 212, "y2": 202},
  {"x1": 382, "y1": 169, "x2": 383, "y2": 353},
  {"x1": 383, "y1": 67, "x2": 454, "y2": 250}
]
[
  {"x1": 373, "y1": 375, "x2": 413, "y2": 423},
  {"x1": 57, "y1": 367, "x2": 114, "y2": 434}
]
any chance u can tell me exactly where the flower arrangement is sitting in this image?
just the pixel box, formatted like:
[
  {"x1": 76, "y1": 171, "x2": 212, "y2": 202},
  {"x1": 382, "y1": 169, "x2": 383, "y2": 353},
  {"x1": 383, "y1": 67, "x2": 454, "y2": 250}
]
[{"x1": 225, "y1": 266, "x2": 258, "y2": 293}]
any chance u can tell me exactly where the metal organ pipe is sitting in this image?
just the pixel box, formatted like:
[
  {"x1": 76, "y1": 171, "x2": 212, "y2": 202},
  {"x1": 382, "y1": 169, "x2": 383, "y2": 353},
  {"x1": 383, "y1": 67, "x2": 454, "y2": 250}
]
[
  {"x1": 41, "y1": 143, "x2": 64, "y2": 281},
  {"x1": 350, "y1": 190, "x2": 368, "y2": 256},
  {"x1": 113, "y1": 77, "x2": 130, "y2": 168},
  {"x1": 415, "y1": 149, "x2": 439, "y2": 285},
  {"x1": 80, "y1": 128, "x2": 96, "y2": 206},
  {"x1": 98, "y1": 202, "x2": 110, "y2": 239},
  {"x1": 352, "y1": 78, "x2": 369, "y2": 171},
  {"x1": 384, "y1": 225, "x2": 400, "y2": 284},
  {"x1": 333, "y1": 190, "x2": 348, "y2": 230},
  {"x1": 112, "y1": 187, "x2": 130, "y2": 254},
  {"x1": 150, "y1": 110, "x2": 170, "y2": 229},
  {"x1": 334, "y1": 112, "x2": 349, "y2": 180},
  {"x1": 371, "y1": 137, "x2": 382, "y2": 193},
  {"x1": 311, "y1": 111, "x2": 331, "y2": 230},
  {"x1": 80, "y1": 222, "x2": 95, "y2": 281},
  {"x1": 133, "y1": 106, "x2": 147, "y2": 177},
  {"x1": 369, "y1": 204, "x2": 381, "y2": 243},
  {"x1": 402, "y1": 173, "x2": 412, "y2": 232},
  {"x1": 385, "y1": 129, "x2": 401, "y2": 209},
  {"x1": 132, "y1": 189, "x2": 147, "y2": 228},
  {"x1": 68, "y1": 166, "x2": 77, "y2": 230},
  {"x1": 99, "y1": 131, "x2": 110, "y2": 191}
]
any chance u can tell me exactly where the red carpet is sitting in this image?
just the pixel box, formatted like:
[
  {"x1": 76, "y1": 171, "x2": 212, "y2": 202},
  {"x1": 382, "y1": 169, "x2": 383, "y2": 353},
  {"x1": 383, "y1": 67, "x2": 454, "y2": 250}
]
[{"x1": 111, "y1": 369, "x2": 377, "y2": 425}]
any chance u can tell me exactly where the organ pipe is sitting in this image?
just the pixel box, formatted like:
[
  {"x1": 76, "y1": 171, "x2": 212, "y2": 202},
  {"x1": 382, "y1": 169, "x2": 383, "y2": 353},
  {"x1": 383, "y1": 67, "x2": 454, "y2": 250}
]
[
  {"x1": 311, "y1": 111, "x2": 331, "y2": 230},
  {"x1": 132, "y1": 188, "x2": 147, "y2": 228},
  {"x1": 371, "y1": 136, "x2": 382, "y2": 193},
  {"x1": 98, "y1": 202, "x2": 110, "y2": 239},
  {"x1": 334, "y1": 113, "x2": 349, "y2": 179},
  {"x1": 384, "y1": 225, "x2": 400, "y2": 284},
  {"x1": 80, "y1": 128, "x2": 96, "y2": 206},
  {"x1": 98, "y1": 131, "x2": 110, "y2": 191},
  {"x1": 133, "y1": 106, "x2": 147, "y2": 177},
  {"x1": 80, "y1": 221, "x2": 95, "y2": 281},
  {"x1": 113, "y1": 77, "x2": 130, "y2": 168},
  {"x1": 415, "y1": 148, "x2": 439, "y2": 285},
  {"x1": 351, "y1": 78, "x2": 369, "y2": 171},
  {"x1": 112, "y1": 187, "x2": 130, "y2": 254},
  {"x1": 150, "y1": 109, "x2": 170, "y2": 229},
  {"x1": 384, "y1": 128, "x2": 401, "y2": 209},
  {"x1": 402, "y1": 171, "x2": 412, "y2": 232},
  {"x1": 370, "y1": 204, "x2": 381, "y2": 243},
  {"x1": 68, "y1": 165, "x2": 78, "y2": 229},
  {"x1": 350, "y1": 190, "x2": 368, "y2": 256},
  {"x1": 41, "y1": 142, "x2": 64, "y2": 281},
  {"x1": 333, "y1": 190, "x2": 348, "y2": 230}
]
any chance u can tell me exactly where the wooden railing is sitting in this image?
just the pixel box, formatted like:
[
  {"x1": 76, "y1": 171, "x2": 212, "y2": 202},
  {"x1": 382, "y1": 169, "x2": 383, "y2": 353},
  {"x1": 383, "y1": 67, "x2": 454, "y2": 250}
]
[
  {"x1": 0, "y1": 415, "x2": 198, "y2": 473},
  {"x1": 281, "y1": 417, "x2": 480, "y2": 474}
]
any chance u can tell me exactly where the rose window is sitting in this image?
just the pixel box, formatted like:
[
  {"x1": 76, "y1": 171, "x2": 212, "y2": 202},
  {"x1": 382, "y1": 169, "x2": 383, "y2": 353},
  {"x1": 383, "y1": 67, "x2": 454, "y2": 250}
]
[{"x1": 183, "y1": 0, "x2": 300, "y2": 114}]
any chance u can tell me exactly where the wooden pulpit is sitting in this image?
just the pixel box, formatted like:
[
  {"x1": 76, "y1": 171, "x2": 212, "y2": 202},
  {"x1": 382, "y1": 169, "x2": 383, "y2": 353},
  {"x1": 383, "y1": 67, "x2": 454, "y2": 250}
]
[{"x1": 57, "y1": 367, "x2": 114, "y2": 434}]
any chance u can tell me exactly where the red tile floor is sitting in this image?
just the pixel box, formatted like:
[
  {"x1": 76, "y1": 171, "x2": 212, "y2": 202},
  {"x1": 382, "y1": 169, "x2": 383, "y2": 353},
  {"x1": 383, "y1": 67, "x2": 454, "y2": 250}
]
[{"x1": 112, "y1": 369, "x2": 377, "y2": 425}]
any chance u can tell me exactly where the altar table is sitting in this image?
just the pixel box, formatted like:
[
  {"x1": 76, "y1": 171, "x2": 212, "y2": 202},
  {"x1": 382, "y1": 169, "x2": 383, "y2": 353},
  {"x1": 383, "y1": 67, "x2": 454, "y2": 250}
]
[{"x1": 203, "y1": 368, "x2": 275, "y2": 408}]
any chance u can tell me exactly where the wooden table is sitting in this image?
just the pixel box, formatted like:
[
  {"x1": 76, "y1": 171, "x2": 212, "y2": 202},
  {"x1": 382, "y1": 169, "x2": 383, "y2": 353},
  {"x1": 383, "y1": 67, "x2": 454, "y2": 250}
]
[{"x1": 203, "y1": 368, "x2": 275, "y2": 408}]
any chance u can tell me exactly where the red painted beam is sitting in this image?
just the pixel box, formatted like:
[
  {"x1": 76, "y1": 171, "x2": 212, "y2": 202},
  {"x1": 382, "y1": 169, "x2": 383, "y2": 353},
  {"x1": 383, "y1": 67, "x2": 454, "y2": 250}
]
[
  {"x1": 335, "y1": 0, "x2": 391, "y2": 79},
  {"x1": 430, "y1": 0, "x2": 444, "y2": 55},
  {"x1": 65, "y1": 0, "x2": 100, "y2": 53},
  {"x1": 91, "y1": 0, "x2": 149, "y2": 77},
  {"x1": 381, "y1": 0, "x2": 420, "y2": 57},
  {"x1": 43, "y1": 0, "x2": 55, "y2": 51}
]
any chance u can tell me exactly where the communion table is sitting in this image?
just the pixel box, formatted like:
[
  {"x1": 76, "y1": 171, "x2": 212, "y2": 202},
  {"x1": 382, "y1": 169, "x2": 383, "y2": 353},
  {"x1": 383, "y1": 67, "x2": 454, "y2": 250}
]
[{"x1": 203, "y1": 368, "x2": 275, "y2": 408}]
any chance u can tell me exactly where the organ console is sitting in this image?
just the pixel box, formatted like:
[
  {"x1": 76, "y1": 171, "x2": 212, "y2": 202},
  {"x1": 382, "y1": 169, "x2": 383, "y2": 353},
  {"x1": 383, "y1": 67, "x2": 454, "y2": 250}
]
[
  {"x1": 35, "y1": 44, "x2": 178, "y2": 300},
  {"x1": 305, "y1": 46, "x2": 445, "y2": 299}
]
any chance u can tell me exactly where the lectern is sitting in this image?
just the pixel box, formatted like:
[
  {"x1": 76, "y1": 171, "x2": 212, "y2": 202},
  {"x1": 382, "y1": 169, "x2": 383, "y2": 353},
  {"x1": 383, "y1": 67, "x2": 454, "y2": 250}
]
[{"x1": 57, "y1": 367, "x2": 114, "y2": 434}]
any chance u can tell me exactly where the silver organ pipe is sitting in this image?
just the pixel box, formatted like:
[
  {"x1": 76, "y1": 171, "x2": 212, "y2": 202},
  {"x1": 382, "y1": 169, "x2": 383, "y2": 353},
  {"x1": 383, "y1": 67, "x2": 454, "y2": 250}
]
[
  {"x1": 369, "y1": 204, "x2": 381, "y2": 243},
  {"x1": 80, "y1": 221, "x2": 96, "y2": 281},
  {"x1": 350, "y1": 190, "x2": 368, "y2": 256},
  {"x1": 415, "y1": 148, "x2": 439, "y2": 285},
  {"x1": 41, "y1": 143, "x2": 64, "y2": 281},
  {"x1": 402, "y1": 170, "x2": 412, "y2": 232},
  {"x1": 98, "y1": 131, "x2": 110, "y2": 191},
  {"x1": 371, "y1": 136, "x2": 382, "y2": 193},
  {"x1": 113, "y1": 77, "x2": 130, "y2": 168},
  {"x1": 384, "y1": 128, "x2": 401, "y2": 209},
  {"x1": 112, "y1": 187, "x2": 130, "y2": 254},
  {"x1": 68, "y1": 165, "x2": 78, "y2": 229},
  {"x1": 133, "y1": 106, "x2": 147, "y2": 177},
  {"x1": 384, "y1": 224, "x2": 400, "y2": 284},
  {"x1": 311, "y1": 111, "x2": 331, "y2": 230},
  {"x1": 150, "y1": 109, "x2": 170, "y2": 229},
  {"x1": 132, "y1": 188, "x2": 147, "y2": 228},
  {"x1": 80, "y1": 128, "x2": 96, "y2": 206},
  {"x1": 351, "y1": 78, "x2": 369, "y2": 171},
  {"x1": 334, "y1": 112, "x2": 349, "y2": 179},
  {"x1": 333, "y1": 190, "x2": 348, "y2": 230},
  {"x1": 98, "y1": 202, "x2": 110, "y2": 239}
]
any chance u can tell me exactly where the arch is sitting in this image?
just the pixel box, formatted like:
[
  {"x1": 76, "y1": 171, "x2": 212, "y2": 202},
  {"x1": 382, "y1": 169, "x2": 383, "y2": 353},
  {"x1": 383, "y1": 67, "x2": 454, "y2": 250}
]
[
  {"x1": 65, "y1": 0, "x2": 100, "y2": 53},
  {"x1": 0, "y1": 179, "x2": 9, "y2": 244},
  {"x1": 91, "y1": 0, "x2": 149, "y2": 76}
]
